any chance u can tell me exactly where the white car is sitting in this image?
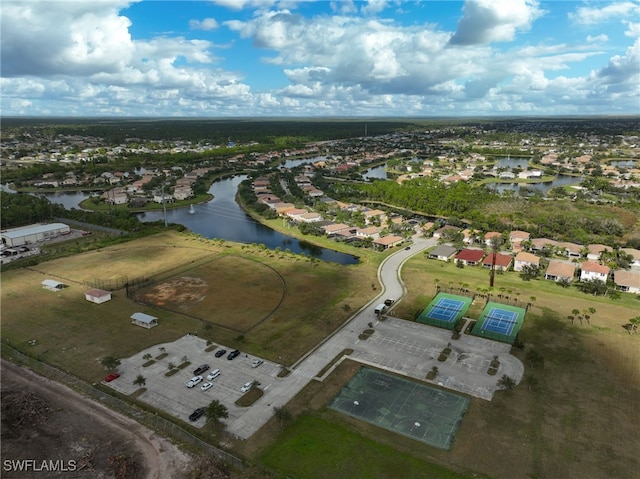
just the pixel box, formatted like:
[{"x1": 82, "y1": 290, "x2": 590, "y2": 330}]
[
  {"x1": 251, "y1": 359, "x2": 263, "y2": 368},
  {"x1": 186, "y1": 375, "x2": 203, "y2": 388},
  {"x1": 201, "y1": 382, "x2": 213, "y2": 391},
  {"x1": 206, "y1": 369, "x2": 221, "y2": 381},
  {"x1": 240, "y1": 381, "x2": 253, "y2": 393}
]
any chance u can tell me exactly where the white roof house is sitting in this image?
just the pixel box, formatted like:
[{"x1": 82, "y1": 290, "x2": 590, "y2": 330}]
[
  {"x1": 42, "y1": 279, "x2": 66, "y2": 291},
  {"x1": 131, "y1": 312, "x2": 158, "y2": 329}
]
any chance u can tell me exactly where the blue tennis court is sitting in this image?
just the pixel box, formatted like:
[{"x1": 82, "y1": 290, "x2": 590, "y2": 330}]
[
  {"x1": 427, "y1": 297, "x2": 466, "y2": 322},
  {"x1": 480, "y1": 308, "x2": 518, "y2": 335}
]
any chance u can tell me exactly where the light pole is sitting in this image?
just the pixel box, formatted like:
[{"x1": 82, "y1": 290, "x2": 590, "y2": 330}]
[{"x1": 161, "y1": 183, "x2": 168, "y2": 228}]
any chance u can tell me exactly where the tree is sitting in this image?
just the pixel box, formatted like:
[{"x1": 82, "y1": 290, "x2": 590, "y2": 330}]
[
  {"x1": 273, "y1": 406, "x2": 292, "y2": 427},
  {"x1": 497, "y1": 375, "x2": 516, "y2": 391},
  {"x1": 624, "y1": 316, "x2": 640, "y2": 335},
  {"x1": 519, "y1": 264, "x2": 540, "y2": 281},
  {"x1": 142, "y1": 353, "x2": 152, "y2": 361},
  {"x1": 133, "y1": 375, "x2": 146, "y2": 387},
  {"x1": 101, "y1": 356, "x2": 121, "y2": 371},
  {"x1": 205, "y1": 400, "x2": 229, "y2": 423}
]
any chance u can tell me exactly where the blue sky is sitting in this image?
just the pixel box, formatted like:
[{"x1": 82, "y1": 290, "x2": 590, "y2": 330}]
[{"x1": 1, "y1": 0, "x2": 639, "y2": 117}]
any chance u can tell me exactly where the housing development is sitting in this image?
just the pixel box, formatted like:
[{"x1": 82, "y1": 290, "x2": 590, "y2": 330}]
[{"x1": 1, "y1": 117, "x2": 639, "y2": 479}]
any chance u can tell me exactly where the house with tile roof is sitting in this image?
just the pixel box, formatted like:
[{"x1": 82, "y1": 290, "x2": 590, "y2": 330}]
[
  {"x1": 482, "y1": 252, "x2": 513, "y2": 271},
  {"x1": 544, "y1": 261, "x2": 576, "y2": 283},
  {"x1": 454, "y1": 248, "x2": 485, "y2": 266},
  {"x1": 514, "y1": 252, "x2": 541, "y2": 272},
  {"x1": 579, "y1": 261, "x2": 610, "y2": 282},
  {"x1": 613, "y1": 270, "x2": 640, "y2": 294}
]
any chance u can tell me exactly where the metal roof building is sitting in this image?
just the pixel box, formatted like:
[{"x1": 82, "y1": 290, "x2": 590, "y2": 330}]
[{"x1": 1, "y1": 223, "x2": 70, "y2": 247}]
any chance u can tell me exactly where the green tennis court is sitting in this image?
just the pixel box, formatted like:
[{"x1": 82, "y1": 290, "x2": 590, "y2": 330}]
[
  {"x1": 330, "y1": 367, "x2": 470, "y2": 450},
  {"x1": 471, "y1": 301, "x2": 526, "y2": 344},
  {"x1": 416, "y1": 292, "x2": 472, "y2": 330}
]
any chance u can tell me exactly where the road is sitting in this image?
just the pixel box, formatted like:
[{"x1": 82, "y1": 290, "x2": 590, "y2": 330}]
[{"x1": 226, "y1": 236, "x2": 524, "y2": 439}]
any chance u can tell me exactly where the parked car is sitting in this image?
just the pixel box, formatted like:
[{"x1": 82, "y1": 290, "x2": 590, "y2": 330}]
[
  {"x1": 240, "y1": 381, "x2": 253, "y2": 393},
  {"x1": 201, "y1": 382, "x2": 213, "y2": 391},
  {"x1": 251, "y1": 359, "x2": 263, "y2": 368},
  {"x1": 227, "y1": 349, "x2": 240, "y2": 360},
  {"x1": 186, "y1": 375, "x2": 203, "y2": 388},
  {"x1": 214, "y1": 349, "x2": 227, "y2": 358},
  {"x1": 104, "y1": 373, "x2": 120, "y2": 382},
  {"x1": 189, "y1": 407, "x2": 205, "y2": 421},
  {"x1": 206, "y1": 369, "x2": 221, "y2": 380},
  {"x1": 193, "y1": 364, "x2": 210, "y2": 375}
]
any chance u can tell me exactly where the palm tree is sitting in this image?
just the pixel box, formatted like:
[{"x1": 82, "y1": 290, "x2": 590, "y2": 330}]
[
  {"x1": 101, "y1": 356, "x2": 121, "y2": 371},
  {"x1": 133, "y1": 375, "x2": 146, "y2": 387},
  {"x1": 142, "y1": 353, "x2": 152, "y2": 361},
  {"x1": 529, "y1": 296, "x2": 537, "y2": 309},
  {"x1": 205, "y1": 399, "x2": 229, "y2": 423}
]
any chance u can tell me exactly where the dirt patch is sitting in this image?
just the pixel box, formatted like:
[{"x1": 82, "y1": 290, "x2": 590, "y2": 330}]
[
  {"x1": 0, "y1": 360, "x2": 192, "y2": 479},
  {"x1": 140, "y1": 276, "x2": 209, "y2": 307}
]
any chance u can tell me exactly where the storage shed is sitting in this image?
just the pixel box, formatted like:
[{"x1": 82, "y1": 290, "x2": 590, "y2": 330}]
[
  {"x1": 130, "y1": 312, "x2": 158, "y2": 329},
  {"x1": 42, "y1": 279, "x2": 67, "y2": 291},
  {"x1": 85, "y1": 288, "x2": 112, "y2": 304}
]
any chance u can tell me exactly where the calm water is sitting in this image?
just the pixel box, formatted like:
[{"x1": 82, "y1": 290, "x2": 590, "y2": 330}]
[
  {"x1": 489, "y1": 174, "x2": 582, "y2": 194},
  {"x1": 136, "y1": 176, "x2": 359, "y2": 264},
  {"x1": 363, "y1": 164, "x2": 388, "y2": 180},
  {"x1": 494, "y1": 157, "x2": 530, "y2": 169}
]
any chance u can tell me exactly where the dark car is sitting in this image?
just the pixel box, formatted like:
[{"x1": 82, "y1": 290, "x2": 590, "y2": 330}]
[
  {"x1": 193, "y1": 364, "x2": 210, "y2": 375},
  {"x1": 189, "y1": 407, "x2": 205, "y2": 422},
  {"x1": 227, "y1": 349, "x2": 240, "y2": 360},
  {"x1": 214, "y1": 349, "x2": 227, "y2": 358}
]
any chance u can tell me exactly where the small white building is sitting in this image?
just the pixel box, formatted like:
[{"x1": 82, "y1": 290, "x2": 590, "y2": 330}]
[
  {"x1": 42, "y1": 279, "x2": 66, "y2": 291},
  {"x1": 131, "y1": 312, "x2": 158, "y2": 329},
  {"x1": 85, "y1": 288, "x2": 112, "y2": 304}
]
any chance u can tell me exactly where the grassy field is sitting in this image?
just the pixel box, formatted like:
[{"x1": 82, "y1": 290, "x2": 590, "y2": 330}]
[
  {"x1": 0, "y1": 230, "x2": 378, "y2": 381},
  {"x1": 3, "y1": 231, "x2": 639, "y2": 479}
]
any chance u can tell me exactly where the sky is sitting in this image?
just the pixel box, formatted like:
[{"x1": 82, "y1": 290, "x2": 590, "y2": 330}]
[{"x1": 1, "y1": 0, "x2": 639, "y2": 117}]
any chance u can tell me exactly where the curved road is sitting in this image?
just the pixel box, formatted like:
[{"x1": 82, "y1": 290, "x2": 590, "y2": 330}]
[{"x1": 227, "y1": 236, "x2": 524, "y2": 439}]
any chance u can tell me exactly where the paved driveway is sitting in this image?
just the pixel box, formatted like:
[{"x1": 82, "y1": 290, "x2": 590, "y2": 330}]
[{"x1": 106, "y1": 235, "x2": 524, "y2": 440}]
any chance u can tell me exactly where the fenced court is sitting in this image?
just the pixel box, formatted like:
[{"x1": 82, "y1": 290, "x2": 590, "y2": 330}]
[
  {"x1": 330, "y1": 368, "x2": 469, "y2": 450},
  {"x1": 471, "y1": 301, "x2": 526, "y2": 344},
  {"x1": 416, "y1": 292, "x2": 472, "y2": 330}
]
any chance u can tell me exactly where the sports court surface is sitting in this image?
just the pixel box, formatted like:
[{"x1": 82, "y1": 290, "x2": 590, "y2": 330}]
[
  {"x1": 330, "y1": 367, "x2": 470, "y2": 450},
  {"x1": 471, "y1": 301, "x2": 526, "y2": 344},
  {"x1": 416, "y1": 292, "x2": 472, "y2": 330}
]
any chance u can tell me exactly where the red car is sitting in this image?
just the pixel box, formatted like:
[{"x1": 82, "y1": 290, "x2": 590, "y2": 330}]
[{"x1": 104, "y1": 373, "x2": 120, "y2": 382}]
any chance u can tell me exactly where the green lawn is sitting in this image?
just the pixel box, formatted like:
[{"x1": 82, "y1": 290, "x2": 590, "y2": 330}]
[{"x1": 259, "y1": 415, "x2": 480, "y2": 479}]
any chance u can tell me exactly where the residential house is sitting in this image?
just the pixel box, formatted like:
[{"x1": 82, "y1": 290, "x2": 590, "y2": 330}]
[
  {"x1": 432, "y1": 225, "x2": 460, "y2": 240},
  {"x1": 355, "y1": 226, "x2": 382, "y2": 240},
  {"x1": 558, "y1": 241, "x2": 583, "y2": 258},
  {"x1": 373, "y1": 235, "x2": 405, "y2": 250},
  {"x1": 514, "y1": 252, "x2": 540, "y2": 272},
  {"x1": 484, "y1": 231, "x2": 502, "y2": 246},
  {"x1": 285, "y1": 208, "x2": 308, "y2": 220},
  {"x1": 173, "y1": 185, "x2": 193, "y2": 201},
  {"x1": 587, "y1": 244, "x2": 612, "y2": 261},
  {"x1": 544, "y1": 260, "x2": 576, "y2": 282},
  {"x1": 298, "y1": 212, "x2": 323, "y2": 223},
  {"x1": 530, "y1": 238, "x2": 559, "y2": 253},
  {"x1": 579, "y1": 261, "x2": 610, "y2": 282},
  {"x1": 428, "y1": 245, "x2": 458, "y2": 261},
  {"x1": 509, "y1": 230, "x2": 530, "y2": 245},
  {"x1": 323, "y1": 223, "x2": 352, "y2": 236},
  {"x1": 613, "y1": 270, "x2": 640, "y2": 294},
  {"x1": 482, "y1": 252, "x2": 513, "y2": 271},
  {"x1": 454, "y1": 248, "x2": 485, "y2": 266},
  {"x1": 621, "y1": 248, "x2": 640, "y2": 267}
]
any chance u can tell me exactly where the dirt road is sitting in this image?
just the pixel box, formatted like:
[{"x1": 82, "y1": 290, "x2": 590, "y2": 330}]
[{"x1": 1, "y1": 359, "x2": 192, "y2": 479}]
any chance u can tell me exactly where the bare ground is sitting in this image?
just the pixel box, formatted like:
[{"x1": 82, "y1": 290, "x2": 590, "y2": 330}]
[{"x1": 1, "y1": 359, "x2": 193, "y2": 479}]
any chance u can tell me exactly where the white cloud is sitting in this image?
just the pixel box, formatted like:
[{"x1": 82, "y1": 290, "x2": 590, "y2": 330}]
[
  {"x1": 570, "y1": 2, "x2": 640, "y2": 26},
  {"x1": 211, "y1": 0, "x2": 275, "y2": 10},
  {"x1": 361, "y1": 0, "x2": 388, "y2": 16},
  {"x1": 190, "y1": 18, "x2": 219, "y2": 31},
  {"x1": 587, "y1": 34, "x2": 609, "y2": 43},
  {"x1": 449, "y1": 0, "x2": 544, "y2": 45},
  {"x1": 624, "y1": 21, "x2": 640, "y2": 37}
]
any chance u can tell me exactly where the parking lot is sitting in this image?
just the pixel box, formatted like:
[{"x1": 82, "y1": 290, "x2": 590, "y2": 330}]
[{"x1": 105, "y1": 335, "x2": 279, "y2": 428}]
